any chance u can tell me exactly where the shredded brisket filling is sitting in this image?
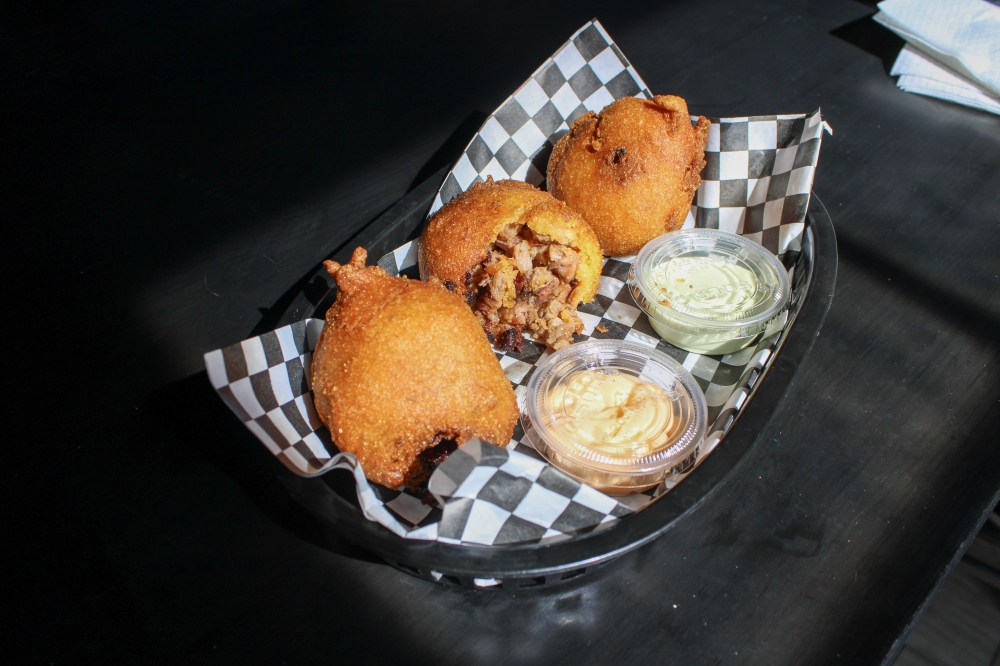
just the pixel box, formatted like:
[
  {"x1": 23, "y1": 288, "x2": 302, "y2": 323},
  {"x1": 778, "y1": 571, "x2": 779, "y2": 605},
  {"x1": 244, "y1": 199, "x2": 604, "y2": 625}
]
[{"x1": 471, "y1": 224, "x2": 584, "y2": 352}]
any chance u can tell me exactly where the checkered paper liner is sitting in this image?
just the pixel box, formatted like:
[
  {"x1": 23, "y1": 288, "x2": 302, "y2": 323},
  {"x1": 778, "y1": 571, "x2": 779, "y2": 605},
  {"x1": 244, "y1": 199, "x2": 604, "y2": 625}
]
[
  {"x1": 204, "y1": 319, "x2": 635, "y2": 545},
  {"x1": 204, "y1": 18, "x2": 830, "y2": 546}
]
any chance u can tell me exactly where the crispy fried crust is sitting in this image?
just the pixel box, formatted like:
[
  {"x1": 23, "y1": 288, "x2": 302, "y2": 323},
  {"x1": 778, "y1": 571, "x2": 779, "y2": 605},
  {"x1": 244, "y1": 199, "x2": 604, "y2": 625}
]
[
  {"x1": 418, "y1": 178, "x2": 602, "y2": 306},
  {"x1": 310, "y1": 247, "x2": 518, "y2": 489},
  {"x1": 547, "y1": 95, "x2": 711, "y2": 257}
]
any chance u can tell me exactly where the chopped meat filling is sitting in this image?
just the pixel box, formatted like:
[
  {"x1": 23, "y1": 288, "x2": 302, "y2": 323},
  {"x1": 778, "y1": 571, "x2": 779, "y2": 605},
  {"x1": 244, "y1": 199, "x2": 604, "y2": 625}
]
[{"x1": 471, "y1": 224, "x2": 584, "y2": 351}]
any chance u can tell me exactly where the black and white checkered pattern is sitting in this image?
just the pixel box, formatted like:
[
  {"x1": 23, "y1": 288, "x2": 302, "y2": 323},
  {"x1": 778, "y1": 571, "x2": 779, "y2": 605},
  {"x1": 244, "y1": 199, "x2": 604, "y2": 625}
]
[
  {"x1": 692, "y1": 113, "x2": 829, "y2": 256},
  {"x1": 428, "y1": 439, "x2": 632, "y2": 545},
  {"x1": 204, "y1": 318, "x2": 330, "y2": 475},
  {"x1": 427, "y1": 20, "x2": 652, "y2": 217}
]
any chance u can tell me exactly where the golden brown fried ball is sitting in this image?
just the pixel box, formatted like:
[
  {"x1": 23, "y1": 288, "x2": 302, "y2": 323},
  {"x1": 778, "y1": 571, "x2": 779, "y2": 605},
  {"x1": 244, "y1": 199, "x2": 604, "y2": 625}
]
[
  {"x1": 310, "y1": 247, "x2": 518, "y2": 489},
  {"x1": 547, "y1": 95, "x2": 711, "y2": 257},
  {"x1": 419, "y1": 178, "x2": 602, "y2": 351}
]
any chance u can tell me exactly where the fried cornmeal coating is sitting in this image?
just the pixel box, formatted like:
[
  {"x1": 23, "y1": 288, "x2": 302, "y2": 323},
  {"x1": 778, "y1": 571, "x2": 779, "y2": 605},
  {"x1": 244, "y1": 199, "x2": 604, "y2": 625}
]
[
  {"x1": 419, "y1": 178, "x2": 602, "y2": 351},
  {"x1": 547, "y1": 95, "x2": 711, "y2": 257},
  {"x1": 311, "y1": 247, "x2": 517, "y2": 489}
]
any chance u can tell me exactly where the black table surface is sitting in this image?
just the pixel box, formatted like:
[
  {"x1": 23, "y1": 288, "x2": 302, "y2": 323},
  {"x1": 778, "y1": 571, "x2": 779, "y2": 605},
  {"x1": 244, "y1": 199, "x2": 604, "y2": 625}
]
[{"x1": 8, "y1": 0, "x2": 1000, "y2": 663}]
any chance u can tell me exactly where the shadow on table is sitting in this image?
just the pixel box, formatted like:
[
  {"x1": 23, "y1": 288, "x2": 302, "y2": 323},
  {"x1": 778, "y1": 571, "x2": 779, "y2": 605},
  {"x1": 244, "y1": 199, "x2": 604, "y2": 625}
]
[
  {"x1": 407, "y1": 111, "x2": 487, "y2": 194},
  {"x1": 145, "y1": 372, "x2": 381, "y2": 564},
  {"x1": 145, "y1": 112, "x2": 495, "y2": 565},
  {"x1": 830, "y1": 11, "x2": 905, "y2": 77},
  {"x1": 836, "y1": 231, "x2": 1000, "y2": 350},
  {"x1": 250, "y1": 111, "x2": 482, "y2": 338},
  {"x1": 830, "y1": 229, "x2": 1000, "y2": 664}
]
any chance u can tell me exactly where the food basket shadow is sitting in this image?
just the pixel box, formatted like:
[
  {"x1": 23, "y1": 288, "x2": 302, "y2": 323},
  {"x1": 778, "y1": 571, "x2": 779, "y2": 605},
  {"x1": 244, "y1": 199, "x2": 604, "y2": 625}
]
[{"x1": 254, "y1": 178, "x2": 837, "y2": 589}]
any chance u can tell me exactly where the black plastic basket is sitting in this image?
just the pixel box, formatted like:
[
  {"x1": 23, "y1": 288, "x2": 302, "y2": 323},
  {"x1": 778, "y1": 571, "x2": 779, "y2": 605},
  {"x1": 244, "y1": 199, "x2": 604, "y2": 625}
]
[{"x1": 256, "y1": 168, "x2": 838, "y2": 589}]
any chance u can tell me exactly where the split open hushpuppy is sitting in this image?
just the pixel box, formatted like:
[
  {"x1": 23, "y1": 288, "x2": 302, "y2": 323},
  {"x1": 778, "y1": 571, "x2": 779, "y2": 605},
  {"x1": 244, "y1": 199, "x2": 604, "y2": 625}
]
[{"x1": 419, "y1": 178, "x2": 602, "y2": 352}]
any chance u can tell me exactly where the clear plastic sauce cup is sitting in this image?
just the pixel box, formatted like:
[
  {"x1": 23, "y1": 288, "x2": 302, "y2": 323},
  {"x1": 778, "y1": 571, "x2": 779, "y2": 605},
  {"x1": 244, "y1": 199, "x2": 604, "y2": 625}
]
[
  {"x1": 627, "y1": 229, "x2": 790, "y2": 355},
  {"x1": 521, "y1": 340, "x2": 707, "y2": 495}
]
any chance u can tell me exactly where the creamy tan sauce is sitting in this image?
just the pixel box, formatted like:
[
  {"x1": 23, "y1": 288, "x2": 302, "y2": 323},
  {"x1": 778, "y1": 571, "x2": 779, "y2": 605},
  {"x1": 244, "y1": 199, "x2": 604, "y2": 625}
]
[{"x1": 548, "y1": 369, "x2": 672, "y2": 456}]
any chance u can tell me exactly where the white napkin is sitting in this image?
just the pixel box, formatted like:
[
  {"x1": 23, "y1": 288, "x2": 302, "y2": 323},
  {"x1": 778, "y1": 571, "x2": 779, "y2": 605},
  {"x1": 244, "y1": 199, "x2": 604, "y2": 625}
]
[
  {"x1": 874, "y1": 0, "x2": 1000, "y2": 99},
  {"x1": 891, "y1": 44, "x2": 1000, "y2": 114}
]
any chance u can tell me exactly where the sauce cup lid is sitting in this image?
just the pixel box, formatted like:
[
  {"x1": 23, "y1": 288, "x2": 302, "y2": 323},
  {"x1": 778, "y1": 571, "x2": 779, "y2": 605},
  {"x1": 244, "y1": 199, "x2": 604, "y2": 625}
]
[
  {"x1": 628, "y1": 229, "x2": 790, "y2": 333},
  {"x1": 522, "y1": 340, "x2": 706, "y2": 484}
]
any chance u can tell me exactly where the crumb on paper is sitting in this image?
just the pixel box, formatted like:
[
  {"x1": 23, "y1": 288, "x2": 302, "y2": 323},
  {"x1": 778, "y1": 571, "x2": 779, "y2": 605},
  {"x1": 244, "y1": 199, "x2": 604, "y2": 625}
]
[{"x1": 596, "y1": 325, "x2": 608, "y2": 333}]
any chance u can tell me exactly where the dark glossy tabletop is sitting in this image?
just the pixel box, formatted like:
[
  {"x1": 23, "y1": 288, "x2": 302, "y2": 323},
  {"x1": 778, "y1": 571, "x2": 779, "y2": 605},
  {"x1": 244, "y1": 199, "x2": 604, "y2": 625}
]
[{"x1": 8, "y1": 0, "x2": 1000, "y2": 663}]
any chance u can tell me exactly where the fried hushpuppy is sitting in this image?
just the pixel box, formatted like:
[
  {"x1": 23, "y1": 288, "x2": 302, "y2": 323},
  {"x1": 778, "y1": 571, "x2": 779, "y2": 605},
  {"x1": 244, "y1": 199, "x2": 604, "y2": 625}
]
[
  {"x1": 311, "y1": 247, "x2": 518, "y2": 489},
  {"x1": 419, "y1": 178, "x2": 602, "y2": 352},
  {"x1": 547, "y1": 95, "x2": 711, "y2": 257}
]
